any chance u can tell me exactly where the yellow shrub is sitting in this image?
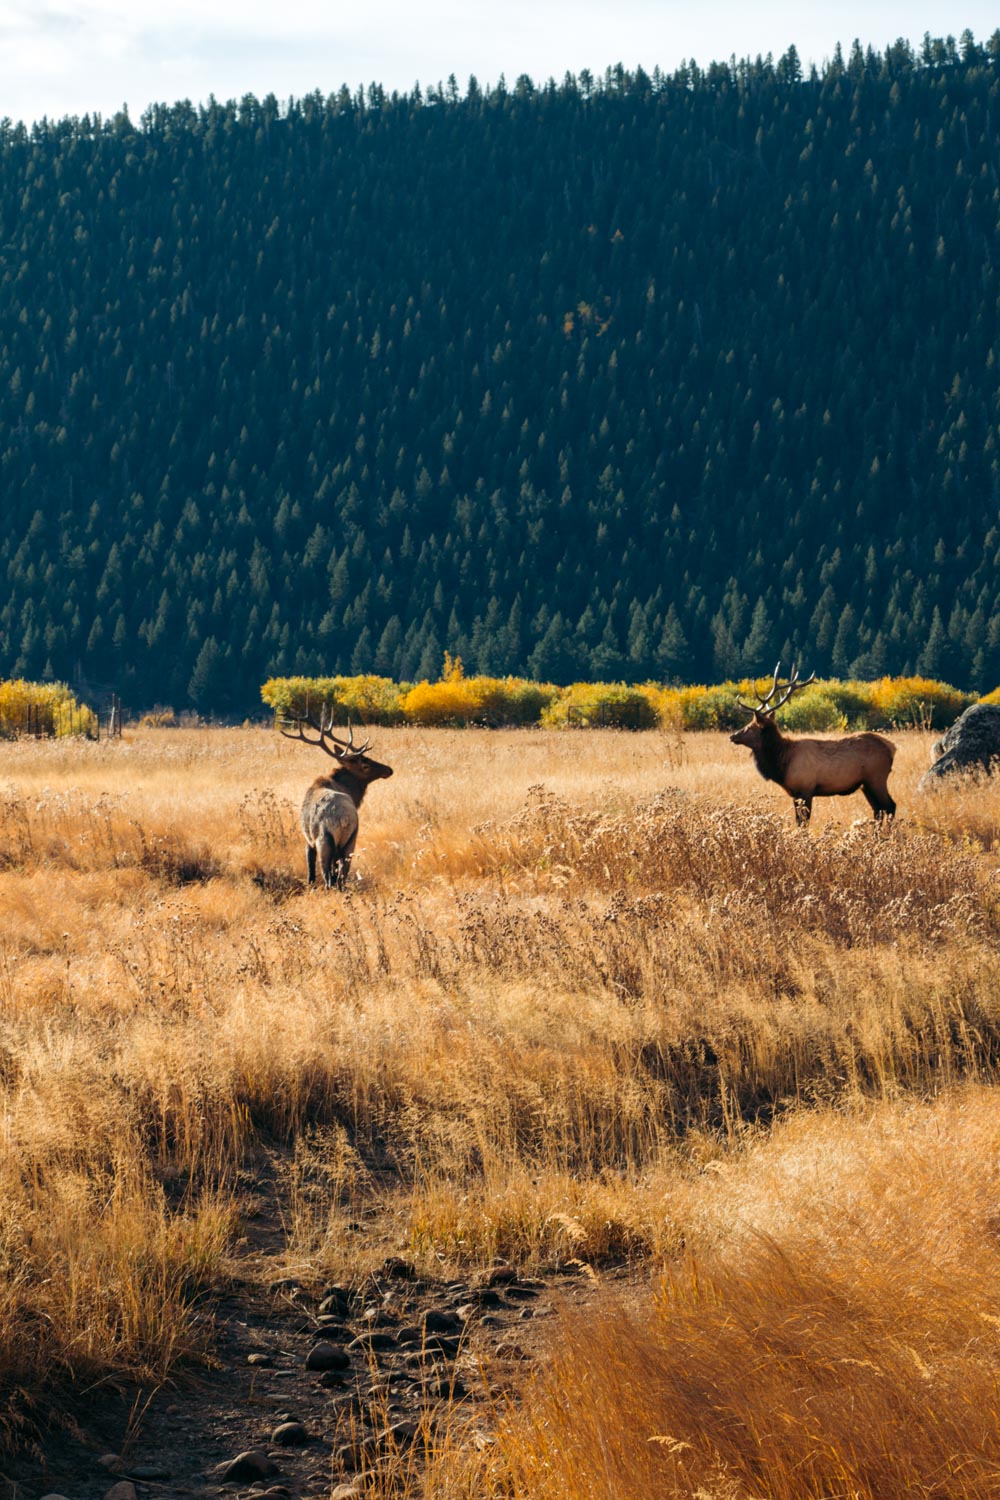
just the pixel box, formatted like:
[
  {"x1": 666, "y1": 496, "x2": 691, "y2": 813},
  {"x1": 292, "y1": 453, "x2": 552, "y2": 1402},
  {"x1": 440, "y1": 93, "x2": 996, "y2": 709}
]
[
  {"x1": 260, "y1": 675, "x2": 406, "y2": 726},
  {"x1": 676, "y1": 683, "x2": 747, "y2": 731},
  {"x1": 866, "y1": 676, "x2": 973, "y2": 730},
  {"x1": 402, "y1": 676, "x2": 557, "y2": 726},
  {"x1": 0, "y1": 680, "x2": 95, "y2": 738},
  {"x1": 541, "y1": 682, "x2": 661, "y2": 730}
]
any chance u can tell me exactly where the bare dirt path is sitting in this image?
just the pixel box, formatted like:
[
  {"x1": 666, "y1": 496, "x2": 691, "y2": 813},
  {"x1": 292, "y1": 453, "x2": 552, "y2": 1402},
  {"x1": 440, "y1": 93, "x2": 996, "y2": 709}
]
[{"x1": 9, "y1": 1154, "x2": 611, "y2": 1500}]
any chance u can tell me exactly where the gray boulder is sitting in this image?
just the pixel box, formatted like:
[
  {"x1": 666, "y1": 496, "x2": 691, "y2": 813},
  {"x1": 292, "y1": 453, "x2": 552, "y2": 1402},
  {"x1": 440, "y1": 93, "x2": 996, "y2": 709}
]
[{"x1": 919, "y1": 702, "x2": 1000, "y2": 788}]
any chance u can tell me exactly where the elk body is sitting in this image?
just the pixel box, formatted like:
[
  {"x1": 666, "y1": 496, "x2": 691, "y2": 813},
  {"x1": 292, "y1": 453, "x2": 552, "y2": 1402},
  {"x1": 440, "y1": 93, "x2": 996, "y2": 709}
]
[
  {"x1": 731, "y1": 665, "x2": 897, "y2": 825},
  {"x1": 280, "y1": 713, "x2": 393, "y2": 887}
]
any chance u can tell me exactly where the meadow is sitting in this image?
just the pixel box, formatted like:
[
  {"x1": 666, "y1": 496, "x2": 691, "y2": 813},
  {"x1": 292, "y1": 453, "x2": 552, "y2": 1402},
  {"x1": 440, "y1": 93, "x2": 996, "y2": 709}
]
[{"x1": 1, "y1": 723, "x2": 999, "y2": 1496}]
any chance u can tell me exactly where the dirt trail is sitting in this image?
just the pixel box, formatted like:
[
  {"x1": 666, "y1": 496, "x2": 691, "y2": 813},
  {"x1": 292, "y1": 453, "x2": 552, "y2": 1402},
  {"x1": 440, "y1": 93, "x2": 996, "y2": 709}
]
[{"x1": 9, "y1": 1156, "x2": 615, "y2": 1500}]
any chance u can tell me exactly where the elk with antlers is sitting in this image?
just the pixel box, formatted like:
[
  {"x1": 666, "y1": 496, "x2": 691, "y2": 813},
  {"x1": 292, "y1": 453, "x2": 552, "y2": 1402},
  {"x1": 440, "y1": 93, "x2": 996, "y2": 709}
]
[
  {"x1": 279, "y1": 710, "x2": 393, "y2": 887},
  {"x1": 730, "y1": 663, "x2": 897, "y2": 825}
]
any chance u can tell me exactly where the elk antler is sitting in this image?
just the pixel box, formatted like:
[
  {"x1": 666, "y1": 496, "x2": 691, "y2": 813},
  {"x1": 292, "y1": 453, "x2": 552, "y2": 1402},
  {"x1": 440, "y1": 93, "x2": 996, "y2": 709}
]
[
  {"x1": 736, "y1": 661, "x2": 783, "y2": 714},
  {"x1": 736, "y1": 661, "x2": 816, "y2": 716},
  {"x1": 279, "y1": 708, "x2": 372, "y2": 758}
]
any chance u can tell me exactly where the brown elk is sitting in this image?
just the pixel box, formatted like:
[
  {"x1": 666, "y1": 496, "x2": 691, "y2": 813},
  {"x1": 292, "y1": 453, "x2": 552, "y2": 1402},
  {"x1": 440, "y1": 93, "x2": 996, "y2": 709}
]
[
  {"x1": 730, "y1": 663, "x2": 897, "y2": 825},
  {"x1": 280, "y1": 711, "x2": 393, "y2": 887}
]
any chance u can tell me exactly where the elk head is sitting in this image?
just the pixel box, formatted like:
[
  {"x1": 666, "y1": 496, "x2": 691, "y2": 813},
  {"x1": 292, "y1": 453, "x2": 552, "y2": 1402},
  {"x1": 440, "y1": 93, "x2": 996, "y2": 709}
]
[
  {"x1": 730, "y1": 661, "x2": 816, "y2": 748},
  {"x1": 279, "y1": 708, "x2": 393, "y2": 785}
]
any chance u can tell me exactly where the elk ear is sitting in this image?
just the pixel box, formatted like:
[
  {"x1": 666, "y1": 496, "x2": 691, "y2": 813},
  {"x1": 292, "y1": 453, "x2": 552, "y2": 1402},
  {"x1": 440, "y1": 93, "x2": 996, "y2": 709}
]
[{"x1": 754, "y1": 709, "x2": 769, "y2": 722}]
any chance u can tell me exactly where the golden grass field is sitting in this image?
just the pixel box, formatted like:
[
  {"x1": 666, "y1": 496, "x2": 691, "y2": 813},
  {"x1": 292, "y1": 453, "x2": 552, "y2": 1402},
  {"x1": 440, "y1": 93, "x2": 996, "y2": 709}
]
[{"x1": 2, "y1": 723, "x2": 1000, "y2": 1496}]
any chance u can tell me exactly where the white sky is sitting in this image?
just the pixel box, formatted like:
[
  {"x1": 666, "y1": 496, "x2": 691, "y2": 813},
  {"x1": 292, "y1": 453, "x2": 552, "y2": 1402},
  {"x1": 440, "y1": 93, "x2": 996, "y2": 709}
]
[{"x1": 1, "y1": 1, "x2": 997, "y2": 128}]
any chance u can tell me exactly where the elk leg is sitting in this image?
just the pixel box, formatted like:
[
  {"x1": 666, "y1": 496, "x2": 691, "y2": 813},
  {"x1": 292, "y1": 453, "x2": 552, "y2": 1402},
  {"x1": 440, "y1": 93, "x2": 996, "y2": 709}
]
[
  {"x1": 318, "y1": 831, "x2": 337, "y2": 888},
  {"x1": 863, "y1": 784, "x2": 896, "y2": 822},
  {"x1": 793, "y1": 796, "x2": 812, "y2": 826},
  {"x1": 336, "y1": 831, "x2": 359, "y2": 890},
  {"x1": 306, "y1": 843, "x2": 317, "y2": 885}
]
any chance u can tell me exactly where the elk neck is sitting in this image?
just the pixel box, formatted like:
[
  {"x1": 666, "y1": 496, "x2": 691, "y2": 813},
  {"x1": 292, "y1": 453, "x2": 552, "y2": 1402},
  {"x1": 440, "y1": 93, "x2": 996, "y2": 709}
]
[
  {"x1": 315, "y1": 766, "x2": 370, "y2": 808},
  {"x1": 751, "y1": 718, "x2": 792, "y2": 784}
]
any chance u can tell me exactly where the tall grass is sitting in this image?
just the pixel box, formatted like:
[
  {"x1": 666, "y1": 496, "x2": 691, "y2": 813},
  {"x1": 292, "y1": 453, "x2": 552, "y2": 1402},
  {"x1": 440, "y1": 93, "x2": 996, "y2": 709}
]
[
  {"x1": 480, "y1": 1088, "x2": 1000, "y2": 1500},
  {"x1": 1, "y1": 725, "x2": 999, "y2": 1468}
]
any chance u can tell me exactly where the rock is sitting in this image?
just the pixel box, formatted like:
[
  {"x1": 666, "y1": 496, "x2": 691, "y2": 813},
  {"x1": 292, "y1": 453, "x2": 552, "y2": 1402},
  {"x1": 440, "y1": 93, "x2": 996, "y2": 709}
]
[
  {"x1": 321, "y1": 1284, "x2": 353, "y2": 1314},
  {"x1": 347, "y1": 1330, "x2": 398, "y2": 1352},
  {"x1": 104, "y1": 1485, "x2": 138, "y2": 1500},
  {"x1": 317, "y1": 1366, "x2": 348, "y2": 1387},
  {"x1": 386, "y1": 1417, "x2": 419, "y2": 1445},
  {"x1": 331, "y1": 1485, "x2": 364, "y2": 1500},
  {"x1": 379, "y1": 1256, "x2": 415, "y2": 1279},
  {"x1": 248, "y1": 1352, "x2": 273, "y2": 1366},
  {"x1": 98, "y1": 1455, "x2": 121, "y2": 1470},
  {"x1": 39, "y1": 1494, "x2": 72, "y2": 1500},
  {"x1": 920, "y1": 702, "x2": 1000, "y2": 787},
  {"x1": 424, "y1": 1307, "x2": 462, "y2": 1332},
  {"x1": 426, "y1": 1372, "x2": 467, "y2": 1398},
  {"x1": 486, "y1": 1264, "x2": 518, "y2": 1287},
  {"x1": 215, "y1": 1448, "x2": 280, "y2": 1482},
  {"x1": 505, "y1": 1284, "x2": 539, "y2": 1300},
  {"x1": 306, "y1": 1340, "x2": 351, "y2": 1370},
  {"x1": 335, "y1": 1436, "x2": 377, "y2": 1472},
  {"x1": 124, "y1": 1465, "x2": 172, "y2": 1480},
  {"x1": 272, "y1": 1420, "x2": 310, "y2": 1446},
  {"x1": 494, "y1": 1338, "x2": 530, "y2": 1360}
]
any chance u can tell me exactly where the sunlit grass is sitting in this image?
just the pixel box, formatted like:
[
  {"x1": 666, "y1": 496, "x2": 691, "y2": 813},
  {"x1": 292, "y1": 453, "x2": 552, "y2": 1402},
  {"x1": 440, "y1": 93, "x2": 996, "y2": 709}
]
[{"x1": 0, "y1": 724, "x2": 998, "y2": 1475}]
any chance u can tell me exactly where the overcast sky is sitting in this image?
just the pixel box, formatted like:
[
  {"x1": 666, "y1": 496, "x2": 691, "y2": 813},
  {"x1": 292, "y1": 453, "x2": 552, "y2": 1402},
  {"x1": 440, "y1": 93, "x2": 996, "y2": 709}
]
[{"x1": 2, "y1": 1, "x2": 998, "y2": 128}]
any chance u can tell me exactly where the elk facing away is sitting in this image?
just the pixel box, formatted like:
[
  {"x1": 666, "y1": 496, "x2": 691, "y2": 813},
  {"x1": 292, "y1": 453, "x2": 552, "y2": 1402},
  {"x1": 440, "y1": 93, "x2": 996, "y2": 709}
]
[
  {"x1": 730, "y1": 664, "x2": 897, "y2": 825},
  {"x1": 280, "y1": 711, "x2": 393, "y2": 887}
]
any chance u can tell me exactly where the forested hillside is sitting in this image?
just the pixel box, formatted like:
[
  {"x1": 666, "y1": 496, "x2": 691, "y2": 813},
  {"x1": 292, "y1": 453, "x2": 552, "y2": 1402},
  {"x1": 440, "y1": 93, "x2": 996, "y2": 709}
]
[{"x1": 1, "y1": 31, "x2": 999, "y2": 711}]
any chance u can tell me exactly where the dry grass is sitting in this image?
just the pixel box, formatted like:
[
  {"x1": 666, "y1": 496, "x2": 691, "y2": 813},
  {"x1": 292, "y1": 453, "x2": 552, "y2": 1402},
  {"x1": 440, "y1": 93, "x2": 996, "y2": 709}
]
[
  {"x1": 477, "y1": 1086, "x2": 1000, "y2": 1500},
  {"x1": 1, "y1": 724, "x2": 1000, "y2": 1479}
]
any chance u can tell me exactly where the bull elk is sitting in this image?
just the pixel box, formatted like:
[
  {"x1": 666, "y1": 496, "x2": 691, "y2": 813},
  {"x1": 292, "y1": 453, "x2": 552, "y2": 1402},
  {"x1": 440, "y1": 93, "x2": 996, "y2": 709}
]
[
  {"x1": 730, "y1": 663, "x2": 897, "y2": 825},
  {"x1": 279, "y1": 710, "x2": 393, "y2": 887}
]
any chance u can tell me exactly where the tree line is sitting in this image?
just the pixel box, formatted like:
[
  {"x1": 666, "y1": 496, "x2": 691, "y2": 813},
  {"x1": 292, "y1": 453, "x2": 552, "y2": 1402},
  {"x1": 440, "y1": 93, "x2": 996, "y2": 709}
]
[{"x1": 1, "y1": 29, "x2": 999, "y2": 711}]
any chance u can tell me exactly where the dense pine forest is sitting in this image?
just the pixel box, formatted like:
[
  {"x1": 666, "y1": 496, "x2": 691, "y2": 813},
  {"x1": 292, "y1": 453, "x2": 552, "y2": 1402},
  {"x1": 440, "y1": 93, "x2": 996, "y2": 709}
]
[{"x1": 1, "y1": 30, "x2": 999, "y2": 712}]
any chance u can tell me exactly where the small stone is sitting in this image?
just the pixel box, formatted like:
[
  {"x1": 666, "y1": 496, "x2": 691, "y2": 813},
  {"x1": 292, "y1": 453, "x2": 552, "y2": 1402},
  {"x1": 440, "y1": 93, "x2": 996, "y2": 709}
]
[
  {"x1": 380, "y1": 1256, "x2": 415, "y2": 1279},
  {"x1": 386, "y1": 1418, "x2": 419, "y2": 1445},
  {"x1": 215, "y1": 1448, "x2": 280, "y2": 1482},
  {"x1": 272, "y1": 1421, "x2": 310, "y2": 1447},
  {"x1": 331, "y1": 1485, "x2": 364, "y2": 1500},
  {"x1": 425, "y1": 1373, "x2": 467, "y2": 1398},
  {"x1": 317, "y1": 1366, "x2": 347, "y2": 1387},
  {"x1": 505, "y1": 1284, "x2": 539, "y2": 1300},
  {"x1": 39, "y1": 1494, "x2": 72, "y2": 1500},
  {"x1": 248, "y1": 1352, "x2": 273, "y2": 1367},
  {"x1": 98, "y1": 1455, "x2": 121, "y2": 1470},
  {"x1": 125, "y1": 1464, "x2": 172, "y2": 1480},
  {"x1": 347, "y1": 1330, "x2": 397, "y2": 1352},
  {"x1": 321, "y1": 1284, "x2": 353, "y2": 1313},
  {"x1": 494, "y1": 1338, "x2": 530, "y2": 1360},
  {"x1": 486, "y1": 1265, "x2": 518, "y2": 1287},
  {"x1": 306, "y1": 1340, "x2": 351, "y2": 1370},
  {"x1": 424, "y1": 1334, "x2": 460, "y2": 1357},
  {"x1": 335, "y1": 1436, "x2": 376, "y2": 1472},
  {"x1": 104, "y1": 1484, "x2": 138, "y2": 1500},
  {"x1": 423, "y1": 1307, "x2": 461, "y2": 1332}
]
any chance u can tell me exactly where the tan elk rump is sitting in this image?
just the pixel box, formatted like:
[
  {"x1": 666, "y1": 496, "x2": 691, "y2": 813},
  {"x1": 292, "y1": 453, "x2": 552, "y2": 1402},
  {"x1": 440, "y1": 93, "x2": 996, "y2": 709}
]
[
  {"x1": 730, "y1": 664, "x2": 897, "y2": 825},
  {"x1": 279, "y1": 712, "x2": 393, "y2": 887}
]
